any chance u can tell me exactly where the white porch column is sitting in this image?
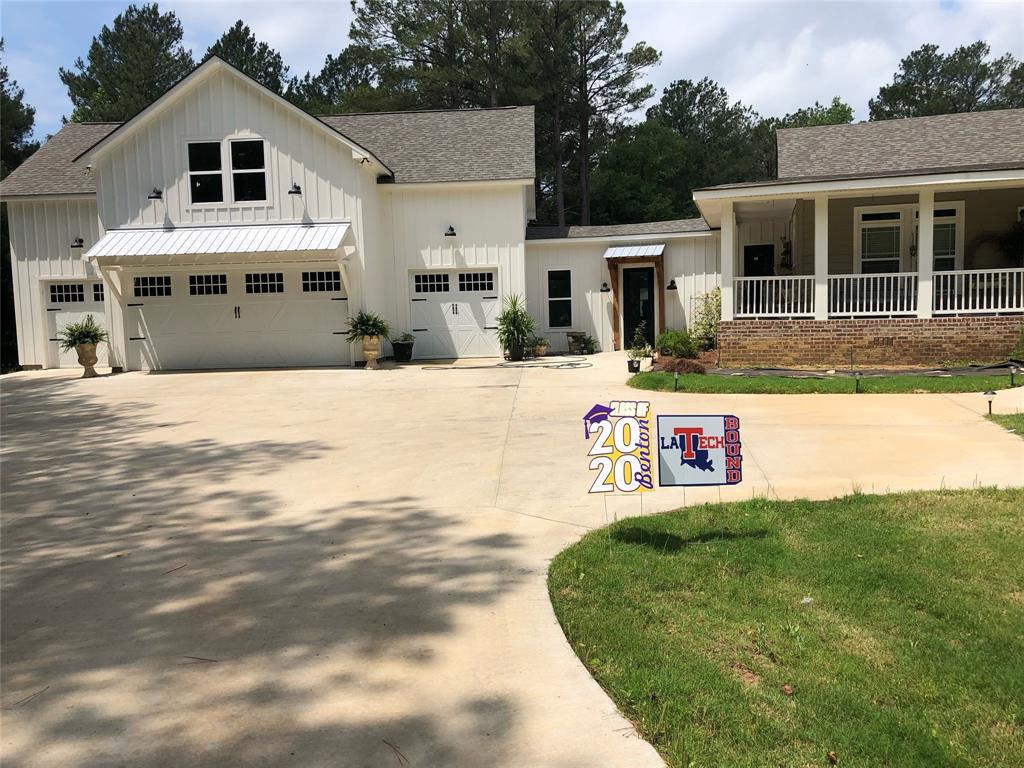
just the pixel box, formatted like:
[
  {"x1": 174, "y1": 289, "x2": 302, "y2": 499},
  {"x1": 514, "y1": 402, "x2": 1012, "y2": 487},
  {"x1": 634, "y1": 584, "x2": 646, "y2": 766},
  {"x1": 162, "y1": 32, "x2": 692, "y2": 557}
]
[
  {"x1": 720, "y1": 199, "x2": 735, "y2": 321},
  {"x1": 813, "y1": 194, "x2": 829, "y2": 320},
  {"x1": 917, "y1": 188, "x2": 934, "y2": 319}
]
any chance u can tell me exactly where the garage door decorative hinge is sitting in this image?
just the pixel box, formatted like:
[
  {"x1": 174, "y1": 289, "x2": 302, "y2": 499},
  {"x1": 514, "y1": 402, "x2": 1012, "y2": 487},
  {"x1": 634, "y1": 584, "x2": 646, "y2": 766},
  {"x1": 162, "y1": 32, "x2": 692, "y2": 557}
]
[
  {"x1": 331, "y1": 297, "x2": 348, "y2": 301},
  {"x1": 46, "y1": 308, "x2": 62, "y2": 312},
  {"x1": 411, "y1": 298, "x2": 426, "y2": 302},
  {"x1": 128, "y1": 303, "x2": 144, "y2": 307},
  {"x1": 129, "y1": 336, "x2": 147, "y2": 341},
  {"x1": 413, "y1": 328, "x2": 427, "y2": 332}
]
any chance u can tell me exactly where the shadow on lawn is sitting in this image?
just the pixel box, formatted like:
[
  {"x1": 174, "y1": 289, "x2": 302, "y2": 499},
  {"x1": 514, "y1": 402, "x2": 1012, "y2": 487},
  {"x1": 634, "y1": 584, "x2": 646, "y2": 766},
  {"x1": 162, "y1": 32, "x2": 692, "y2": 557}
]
[
  {"x1": 612, "y1": 526, "x2": 769, "y2": 552},
  {"x1": 0, "y1": 376, "x2": 526, "y2": 767}
]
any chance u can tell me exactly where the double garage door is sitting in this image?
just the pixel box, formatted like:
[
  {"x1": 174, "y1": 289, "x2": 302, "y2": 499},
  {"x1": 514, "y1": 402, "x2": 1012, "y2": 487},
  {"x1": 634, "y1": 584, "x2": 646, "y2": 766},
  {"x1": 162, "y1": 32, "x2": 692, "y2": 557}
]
[
  {"x1": 409, "y1": 270, "x2": 500, "y2": 358},
  {"x1": 127, "y1": 263, "x2": 351, "y2": 370}
]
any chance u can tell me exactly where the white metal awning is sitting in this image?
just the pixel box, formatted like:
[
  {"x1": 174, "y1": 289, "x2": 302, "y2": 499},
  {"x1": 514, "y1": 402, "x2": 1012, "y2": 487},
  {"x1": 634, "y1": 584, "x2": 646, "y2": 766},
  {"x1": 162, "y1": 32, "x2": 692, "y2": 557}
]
[
  {"x1": 603, "y1": 244, "x2": 665, "y2": 259},
  {"x1": 84, "y1": 222, "x2": 351, "y2": 260}
]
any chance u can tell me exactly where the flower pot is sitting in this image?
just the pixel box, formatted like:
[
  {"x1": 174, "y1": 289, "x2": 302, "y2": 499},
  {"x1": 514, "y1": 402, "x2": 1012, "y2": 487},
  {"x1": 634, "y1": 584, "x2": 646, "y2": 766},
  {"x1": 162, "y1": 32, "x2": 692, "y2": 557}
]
[
  {"x1": 627, "y1": 359, "x2": 641, "y2": 374},
  {"x1": 76, "y1": 342, "x2": 99, "y2": 378},
  {"x1": 392, "y1": 340, "x2": 414, "y2": 363},
  {"x1": 362, "y1": 335, "x2": 382, "y2": 370},
  {"x1": 507, "y1": 346, "x2": 525, "y2": 362}
]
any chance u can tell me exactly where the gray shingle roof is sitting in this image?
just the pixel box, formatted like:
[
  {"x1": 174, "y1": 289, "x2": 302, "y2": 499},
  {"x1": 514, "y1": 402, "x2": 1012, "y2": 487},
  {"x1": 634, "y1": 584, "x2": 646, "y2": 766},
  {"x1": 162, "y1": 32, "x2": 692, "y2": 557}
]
[
  {"x1": 321, "y1": 106, "x2": 535, "y2": 184},
  {"x1": 776, "y1": 108, "x2": 1024, "y2": 181},
  {"x1": 526, "y1": 218, "x2": 710, "y2": 240},
  {"x1": 1, "y1": 106, "x2": 535, "y2": 198},
  {"x1": 0, "y1": 122, "x2": 119, "y2": 197}
]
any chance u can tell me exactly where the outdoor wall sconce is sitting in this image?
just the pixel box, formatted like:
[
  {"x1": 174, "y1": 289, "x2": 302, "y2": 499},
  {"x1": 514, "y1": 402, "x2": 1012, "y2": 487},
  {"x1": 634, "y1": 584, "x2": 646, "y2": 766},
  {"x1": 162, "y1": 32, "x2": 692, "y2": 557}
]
[
  {"x1": 147, "y1": 187, "x2": 162, "y2": 200},
  {"x1": 70, "y1": 237, "x2": 84, "y2": 249},
  {"x1": 288, "y1": 183, "x2": 303, "y2": 195},
  {"x1": 666, "y1": 278, "x2": 678, "y2": 290},
  {"x1": 600, "y1": 282, "x2": 610, "y2": 292},
  {"x1": 444, "y1": 226, "x2": 457, "y2": 237},
  {"x1": 984, "y1": 390, "x2": 996, "y2": 415}
]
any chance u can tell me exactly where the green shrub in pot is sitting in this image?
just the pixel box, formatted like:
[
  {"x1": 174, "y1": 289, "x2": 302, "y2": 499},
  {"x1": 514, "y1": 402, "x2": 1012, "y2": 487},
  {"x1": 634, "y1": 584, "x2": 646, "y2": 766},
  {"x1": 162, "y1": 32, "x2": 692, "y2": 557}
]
[
  {"x1": 345, "y1": 310, "x2": 391, "y2": 369},
  {"x1": 496, "y1": 295, "x2": 536, "y2": 361},
  {"x1": 391, "y1": 332, "x2": 415, "y2": 363},
  {"x1": 56, "y1": 314, "x2": 109, "y2": 378}
]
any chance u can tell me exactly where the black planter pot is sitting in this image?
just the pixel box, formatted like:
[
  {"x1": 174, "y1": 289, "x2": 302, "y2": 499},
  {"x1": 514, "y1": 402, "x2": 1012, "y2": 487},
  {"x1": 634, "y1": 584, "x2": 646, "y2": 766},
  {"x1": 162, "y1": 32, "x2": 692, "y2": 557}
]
[
  {"x1": 507, "y1": 346, "x2": 525, "y2": 362},
  {"x1": 627, "y1": 359, "x2": 641, "y2": 373},
  {"x1": 392, "y1": 341, "x2": 414, "y2": 363}
]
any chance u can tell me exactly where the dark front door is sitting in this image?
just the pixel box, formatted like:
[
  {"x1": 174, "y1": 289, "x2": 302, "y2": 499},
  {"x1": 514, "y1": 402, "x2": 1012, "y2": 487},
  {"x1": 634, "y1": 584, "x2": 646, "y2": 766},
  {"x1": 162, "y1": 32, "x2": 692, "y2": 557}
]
[
  {"x1": 743, "y1": 244, "x2": 776, "y2": 277},
  {"x1": 622, "y1": 267, "x2": 655, "y2": 348}
]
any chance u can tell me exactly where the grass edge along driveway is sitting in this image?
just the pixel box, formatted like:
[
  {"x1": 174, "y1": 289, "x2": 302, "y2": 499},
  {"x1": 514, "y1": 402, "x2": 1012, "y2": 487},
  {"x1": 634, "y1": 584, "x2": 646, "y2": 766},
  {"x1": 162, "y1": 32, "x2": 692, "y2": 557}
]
[
  {"x1": 988, "y1": 412, "x2": 1024, "y2": 437},
  {"x1": 629, "y1": 371, "x2": 1022, "y2": 395},
  {"x1": 548, "y1": 489, "x2": 1024, "y2": 768}
]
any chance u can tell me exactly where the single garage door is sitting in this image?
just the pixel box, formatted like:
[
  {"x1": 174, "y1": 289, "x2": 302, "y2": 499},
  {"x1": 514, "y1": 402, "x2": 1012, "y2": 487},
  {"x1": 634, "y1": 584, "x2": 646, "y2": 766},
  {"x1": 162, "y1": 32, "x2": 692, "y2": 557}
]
[
  {"x1": 45, "y1": 279, "x2": 111, "y2": 368},
  {"x1": 409, "y1": 270, "x2": 500, "y2": 358},
  {"x1": 126, "y1": 263, "x2": 352, "y2": 370}
]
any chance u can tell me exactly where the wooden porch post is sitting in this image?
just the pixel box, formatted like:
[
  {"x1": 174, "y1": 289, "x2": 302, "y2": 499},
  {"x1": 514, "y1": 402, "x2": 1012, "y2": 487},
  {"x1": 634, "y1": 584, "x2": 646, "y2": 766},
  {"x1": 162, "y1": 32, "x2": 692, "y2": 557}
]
[
  {"x1": 609, "y1": 263, "x2": 621, "y2": 350},
  {"x1": 655, "y1": 254, "x2": 666, "y2": 339}
]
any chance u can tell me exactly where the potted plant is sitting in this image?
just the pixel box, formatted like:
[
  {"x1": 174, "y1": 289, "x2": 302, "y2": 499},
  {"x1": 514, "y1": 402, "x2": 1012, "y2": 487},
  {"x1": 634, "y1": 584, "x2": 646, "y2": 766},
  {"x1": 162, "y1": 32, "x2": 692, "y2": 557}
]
[
  {"x1": 531, "y1": 335, "x2": 549, "y2": 358},
  {"x1": 627, "y1": 322, "x2": 650, "y2": 373},
  {"x1": 345, "y1": 310, "x2": 391, "y2": 369},
  {"x1": 56, "y1": 314, "x2": 109, "y2": 378},
  {"x1": 391, "y1": 332, "x2": 415, "y2": 363},
  {"x1": 496, "y1": 294, "x2": 536, "y2": 361}
]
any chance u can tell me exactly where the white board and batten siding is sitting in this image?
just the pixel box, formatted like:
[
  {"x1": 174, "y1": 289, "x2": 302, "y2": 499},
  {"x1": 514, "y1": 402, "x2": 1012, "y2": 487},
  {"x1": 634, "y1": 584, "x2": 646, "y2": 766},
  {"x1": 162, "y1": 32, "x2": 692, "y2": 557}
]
[
  {"x1": 6, "y1": 197, "x2": 108, "y2": 368},
  {"x1": 524, "y1": 234, "x2": 720, "y2": 352},
  {"x1": 91, "y1": 67, "x2": 369, "y2": 230}
]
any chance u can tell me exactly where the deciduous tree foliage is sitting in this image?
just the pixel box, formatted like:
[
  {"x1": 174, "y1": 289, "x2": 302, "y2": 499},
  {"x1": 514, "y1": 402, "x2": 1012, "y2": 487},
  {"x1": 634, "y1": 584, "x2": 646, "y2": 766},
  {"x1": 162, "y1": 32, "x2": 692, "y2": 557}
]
[
  {"x1": 59, "y1": 3, "x2": 194, "y2": 122},
  {"x1": 205, "y1": 20, "x2": 289, "y2": 94}
]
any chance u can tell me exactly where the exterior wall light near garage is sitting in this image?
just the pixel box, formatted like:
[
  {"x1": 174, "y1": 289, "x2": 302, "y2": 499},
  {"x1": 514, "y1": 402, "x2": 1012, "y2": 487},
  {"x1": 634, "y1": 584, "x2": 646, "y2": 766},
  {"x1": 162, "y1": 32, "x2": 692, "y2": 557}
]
[
  {"x1": 984, "y1": 390, "x2": 996, "y2": 415},
  {"x1": 288, "y1": 183, "x2": 302, "y2": 195},
  {"x1": 600, "y1": 282, "x2": 610, "y2": 293},
  {"x1": 147, "y1": 187, "x2": 162, "y2": 200},
  {"x1": 444, "y1": 226, "x2": 457, "y2": 237},
  {"x1": 70, "y1": 237, "x2": 84, "y2": 249},
  {"x1": 666, "y1": 279, "x2": 678, "y2": 290}
]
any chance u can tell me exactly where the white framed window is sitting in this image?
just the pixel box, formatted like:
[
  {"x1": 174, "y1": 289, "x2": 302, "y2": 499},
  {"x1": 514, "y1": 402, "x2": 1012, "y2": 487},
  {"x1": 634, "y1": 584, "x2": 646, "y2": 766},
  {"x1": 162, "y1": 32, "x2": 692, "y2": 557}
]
[
  {"x1": 547, "y1": 269, "x2": 572, "y2": 328},
  {"x1": 50, "y1": 283, "x2": 85, "y2": 304},
  {"x1": 229, "y1": 139, "x2": 267, "y2": 203},
  {"x1": 245, "y1": 272, "x2": 284, "y2": 294},
  {"x1": 187, "y1": 142, "x2": 223, "y2": 204},
  {"x1": 133, "y1": 275, "x2": 172, "y2": 297},
  {"x1": 458, "y1": 272, "x2": 494, "y2": 292},
  {"x1": 93, "y1": 283, "x2": 105, "y2": 302},
  {"x1": 302, "y1": 270, "x2": 342, "y2": 292},
  {"x1": 913, "y1": 202, "x2": 964, "y2": 272},
  {"x1": 854, "y1": 201, "x2": 964, "y2": 274},
  {"x1": 414, "y1": 273, "x2": 449, "y2": 293},
  {"x1": 189, "y1": 274, "x2": 228, "y2": 296}
]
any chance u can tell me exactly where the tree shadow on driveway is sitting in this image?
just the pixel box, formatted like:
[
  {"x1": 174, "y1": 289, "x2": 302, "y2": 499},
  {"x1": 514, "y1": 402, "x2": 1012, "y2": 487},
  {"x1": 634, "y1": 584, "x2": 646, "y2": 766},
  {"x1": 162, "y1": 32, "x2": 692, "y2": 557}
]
[{"x1": 1, "y1": 377, "x2": 529, "y2": 767}]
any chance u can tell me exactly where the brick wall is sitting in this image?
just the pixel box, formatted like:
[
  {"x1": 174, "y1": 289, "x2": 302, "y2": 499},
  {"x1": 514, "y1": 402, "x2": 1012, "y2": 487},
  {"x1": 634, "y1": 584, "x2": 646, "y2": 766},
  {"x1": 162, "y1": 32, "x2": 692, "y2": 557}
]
[{"x1": 718, "y1": 317, "x2": 1024, "y2": 368}]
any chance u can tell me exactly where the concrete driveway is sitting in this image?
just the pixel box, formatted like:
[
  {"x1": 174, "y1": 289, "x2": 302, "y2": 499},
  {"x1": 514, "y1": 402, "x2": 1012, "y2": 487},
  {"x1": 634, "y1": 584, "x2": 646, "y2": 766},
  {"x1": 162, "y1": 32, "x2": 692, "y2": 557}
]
[{"x1": 2, "y1": 355, "x2": 1022, "y2": 767}]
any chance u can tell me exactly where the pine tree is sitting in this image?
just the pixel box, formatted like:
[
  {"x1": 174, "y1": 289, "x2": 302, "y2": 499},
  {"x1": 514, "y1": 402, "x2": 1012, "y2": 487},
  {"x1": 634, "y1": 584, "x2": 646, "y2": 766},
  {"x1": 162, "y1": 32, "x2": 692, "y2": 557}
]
[{"x1": 205, "y1": 20, "x2": 289, "y2": 94}]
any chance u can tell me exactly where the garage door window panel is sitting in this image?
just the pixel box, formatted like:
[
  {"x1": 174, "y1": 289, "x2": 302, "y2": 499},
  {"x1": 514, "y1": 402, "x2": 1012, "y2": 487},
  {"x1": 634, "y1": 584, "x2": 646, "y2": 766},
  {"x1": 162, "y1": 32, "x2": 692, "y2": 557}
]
[
  {"x1": 50, "y1": 283, "x2": 85, "y2": 304},
  {"x1": 458, "y1": 272, "x2": 494, "y2": 292},
  {"x1": 189, "y1": 274, "x2": 228, "y2": 296},
  {"x1": 302, "y1": 271, "x2": 342, "y2": 292},
  {"x1": 230, "y1": 140, "x2": 267, "y2": 203},
  {"x1": 134, "y1": 275, "x2": 172, "y2": 297},
  {"x1": 188, "y1": 142, "x2": 224, "y2": 204},
  {"x1": 414, "y1": 273, "x2": 450, "y2": 293},
  {"x1": 547, "y1": 270, "x2": 572, "y2": 328},
  {"x1": 246, "y1": 272, "x2": 284, "y2": 294}
]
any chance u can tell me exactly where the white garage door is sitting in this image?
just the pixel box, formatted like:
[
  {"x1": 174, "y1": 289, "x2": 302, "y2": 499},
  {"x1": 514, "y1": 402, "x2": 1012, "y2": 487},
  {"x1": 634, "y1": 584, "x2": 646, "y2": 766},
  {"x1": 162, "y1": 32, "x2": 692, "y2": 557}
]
[
  {"x1": 409, "y1": 270, "x2": 500, "y2": 358},
  {"x1": 126, "y1": 264, "x2": 352, "y2": 370},
  {"x1": 45, "y1": 280, "x2": 111, "y2": 369}
]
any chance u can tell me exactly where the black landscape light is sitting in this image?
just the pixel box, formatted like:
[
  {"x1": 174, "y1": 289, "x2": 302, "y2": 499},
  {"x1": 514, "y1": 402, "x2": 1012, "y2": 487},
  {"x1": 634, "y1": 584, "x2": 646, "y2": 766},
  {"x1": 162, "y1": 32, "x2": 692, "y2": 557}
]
[
  {"x1": 854, "y1": 370, "x2": 862, "y2": 394},
  {"x1": 1010, "y1": 365, "x2": 1019, "y2": 387},
  {"x1": 984, "y1": 390, "x2": 996, "y2": 415}
]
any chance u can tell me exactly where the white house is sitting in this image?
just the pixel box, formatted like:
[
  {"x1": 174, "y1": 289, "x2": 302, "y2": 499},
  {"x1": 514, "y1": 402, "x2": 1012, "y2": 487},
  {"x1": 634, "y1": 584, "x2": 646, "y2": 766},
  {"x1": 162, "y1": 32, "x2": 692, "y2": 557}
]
[{"x1": 2, "y1": 56, "x2": 1022, "y2": 371}]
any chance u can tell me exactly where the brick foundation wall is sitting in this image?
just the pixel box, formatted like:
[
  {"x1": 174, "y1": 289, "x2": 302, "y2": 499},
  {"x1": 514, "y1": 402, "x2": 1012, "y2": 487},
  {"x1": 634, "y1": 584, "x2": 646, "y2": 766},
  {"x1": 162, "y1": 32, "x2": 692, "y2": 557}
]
[{"x1": 718, "y1": 316, "x2": 1024, "y2": 368}]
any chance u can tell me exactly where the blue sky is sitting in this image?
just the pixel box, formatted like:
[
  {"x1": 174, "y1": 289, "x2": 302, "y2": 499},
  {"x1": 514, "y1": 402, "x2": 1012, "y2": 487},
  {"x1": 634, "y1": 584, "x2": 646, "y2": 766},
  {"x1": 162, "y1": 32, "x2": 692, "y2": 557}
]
[{"x1": 2, "y1": 0, "x2": 1022, "y2": 141}]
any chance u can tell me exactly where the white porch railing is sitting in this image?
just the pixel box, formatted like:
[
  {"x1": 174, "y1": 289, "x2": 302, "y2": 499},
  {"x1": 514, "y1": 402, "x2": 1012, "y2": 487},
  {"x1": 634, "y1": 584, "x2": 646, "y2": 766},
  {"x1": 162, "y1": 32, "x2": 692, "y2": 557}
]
[
  {"x1": 933, "y1": 268, "x2": 1024, "y2": 314},
  {"x1": 828, "y1": 273, "x2": 918, "y2": 316},
  {"x1": 734, "y1": 275, "x2": 815, "y2": 317}
]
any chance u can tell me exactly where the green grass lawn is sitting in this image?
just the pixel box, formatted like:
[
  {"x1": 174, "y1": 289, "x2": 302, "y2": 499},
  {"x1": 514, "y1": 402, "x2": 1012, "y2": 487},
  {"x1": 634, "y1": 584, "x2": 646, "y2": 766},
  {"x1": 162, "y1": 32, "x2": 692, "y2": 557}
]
[
  {"x1": 988, "y1": 413, "x2": 1024, "y2": 438},
  {"x1": 630, "y1": 371, "x2": 1021, "y2": 395},
  {"x1": 549, "y1": 490, "x2": 1024, "y2": 768}
]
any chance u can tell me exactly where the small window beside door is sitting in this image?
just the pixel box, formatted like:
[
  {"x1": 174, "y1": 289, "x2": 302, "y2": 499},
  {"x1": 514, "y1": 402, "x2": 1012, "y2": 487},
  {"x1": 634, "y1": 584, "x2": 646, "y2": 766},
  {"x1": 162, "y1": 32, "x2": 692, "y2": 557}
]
[
  {"x1": 245, "y1": 272, "x2": 284, "y2": 294},
  {"x1": 188, "y1": 142, "x2": 223, "y2": 204},
  {"x1": 50, "y1": 283, "x2": 85, "y2": 304},
  {"x1": 189, "y1": 274, "x2": 228, "y2": 296},
  {"x1": 547, "y1": 270, "x2": 572, "y2": 328}
]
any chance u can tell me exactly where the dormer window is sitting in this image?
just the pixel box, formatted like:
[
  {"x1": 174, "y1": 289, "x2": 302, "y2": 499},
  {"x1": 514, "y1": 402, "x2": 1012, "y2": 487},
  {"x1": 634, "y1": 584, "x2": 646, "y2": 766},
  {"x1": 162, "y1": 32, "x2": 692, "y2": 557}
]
[
  {"x1": 230, "y1": 139, "x2": 267, "y2": 202},
  {"x1": 187, "y1": 142, "x2": 223, "y2": 204}
]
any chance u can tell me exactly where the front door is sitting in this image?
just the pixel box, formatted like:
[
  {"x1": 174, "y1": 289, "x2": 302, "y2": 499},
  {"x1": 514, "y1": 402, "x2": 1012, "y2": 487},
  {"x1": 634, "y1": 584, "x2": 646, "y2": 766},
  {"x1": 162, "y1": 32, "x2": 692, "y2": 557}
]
[
  {"x1": 743, "y1": 244, "x2": 776, "y2": 277},
  {"x1": 622, "y1": 267, "x2": 655, "y2": 348}
]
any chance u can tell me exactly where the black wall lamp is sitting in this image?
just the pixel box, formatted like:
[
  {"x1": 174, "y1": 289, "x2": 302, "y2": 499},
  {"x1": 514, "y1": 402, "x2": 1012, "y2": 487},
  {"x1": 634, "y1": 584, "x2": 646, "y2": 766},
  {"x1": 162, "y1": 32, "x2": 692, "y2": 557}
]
[
  {"x1": 600, "y1": 282, "x2": 610, "y2": 293},
  {"x1": 70, "y1": 237, "x2": 84, "y2": 249},
  {"x1": 147, "y1": 187, "x2": 162, "y2": 200},
  {"x1": 666, "y1": 278, "x2": 678, "y2": 291},
  {"x1": 444, "y1": 225, "x2": 457, "y2": 237},
  {"x1": 288, "y1": 183, "x2": 303, "y2": 195}
]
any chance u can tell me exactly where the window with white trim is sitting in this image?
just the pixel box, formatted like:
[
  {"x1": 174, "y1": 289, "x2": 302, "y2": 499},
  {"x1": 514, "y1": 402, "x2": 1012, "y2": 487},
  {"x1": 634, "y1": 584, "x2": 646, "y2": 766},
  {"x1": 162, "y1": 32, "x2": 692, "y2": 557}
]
[
  {"x1": 93, "y1": 283, "x2": 105, "y2": 302},
  {"x1": 189, "y1": 274, "x2": 228, "y2": 296},
  {"x1": 414, "y1": 273, "x2": 449, "y2": 293},
  {"x1": 855, "y1": 202, "x2": 965, "y2": 274},
  {"x1": 302, "y1": 270, "x2": 342, "y2": 292},
  {"x1": 187, "y1": 142, "x2": 223, "y2": 204},
  {"x1": 133, "y1": 275, "x2": 172, "y2": 297},
  {"x1": 230, "y1": 140, "x2": 267, "y2": 202},
  {"x1": 857, "y1": 210, "x2": 902, "y2": 274},
  {"x1": 547, "y1": 269, "x2": 572, "y2": 328},
  {"x1": 458, "y1": 272, "x2": 494, "y2": 292},
  {"x1": 913, "y1": 204, "x2": 964, "y2": 272},
  {"x1": 50, "y1": 283, "x2": 85, "y2": 304},
  {"x1": 245, "y1": 272, "x2": 284, "y2": 294}
]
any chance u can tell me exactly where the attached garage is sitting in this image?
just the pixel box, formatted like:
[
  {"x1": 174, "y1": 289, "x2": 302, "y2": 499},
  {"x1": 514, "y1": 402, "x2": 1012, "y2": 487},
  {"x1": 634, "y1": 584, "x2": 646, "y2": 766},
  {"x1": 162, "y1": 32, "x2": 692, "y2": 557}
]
[{"x1": 409, "y1": 269, "x2": 500, "y2": 358}]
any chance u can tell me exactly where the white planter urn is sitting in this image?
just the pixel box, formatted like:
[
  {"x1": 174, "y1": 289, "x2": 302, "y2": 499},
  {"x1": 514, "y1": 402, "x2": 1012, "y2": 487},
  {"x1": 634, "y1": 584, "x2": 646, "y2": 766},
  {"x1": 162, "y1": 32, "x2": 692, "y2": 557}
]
[
  {"x1": 362, "y1": 335, "x2": 382, "y2": 369},
  {"x1": 76, "y1": 343, "x2": 99, "y2": 378}
]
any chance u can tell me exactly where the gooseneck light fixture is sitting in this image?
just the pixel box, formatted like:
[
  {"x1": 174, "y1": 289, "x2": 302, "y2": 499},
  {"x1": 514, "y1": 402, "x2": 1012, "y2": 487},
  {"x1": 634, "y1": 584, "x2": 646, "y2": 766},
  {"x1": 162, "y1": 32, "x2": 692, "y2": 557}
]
[
  {"x1": 147, "y1": 187, "x2": 162, "y2": 200},
  {"x1": 70, "y1": 237, "x2": 84, "y2": 249},
  {"x1": 666, "y1": 278, "x2": 678, "y2": 291},
  {"x1": 444, "y1": 225, "x2": 457, "y2": 237},
  {"x1": 288, "y1": 183, "x2": 303, "y2": 196}
]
